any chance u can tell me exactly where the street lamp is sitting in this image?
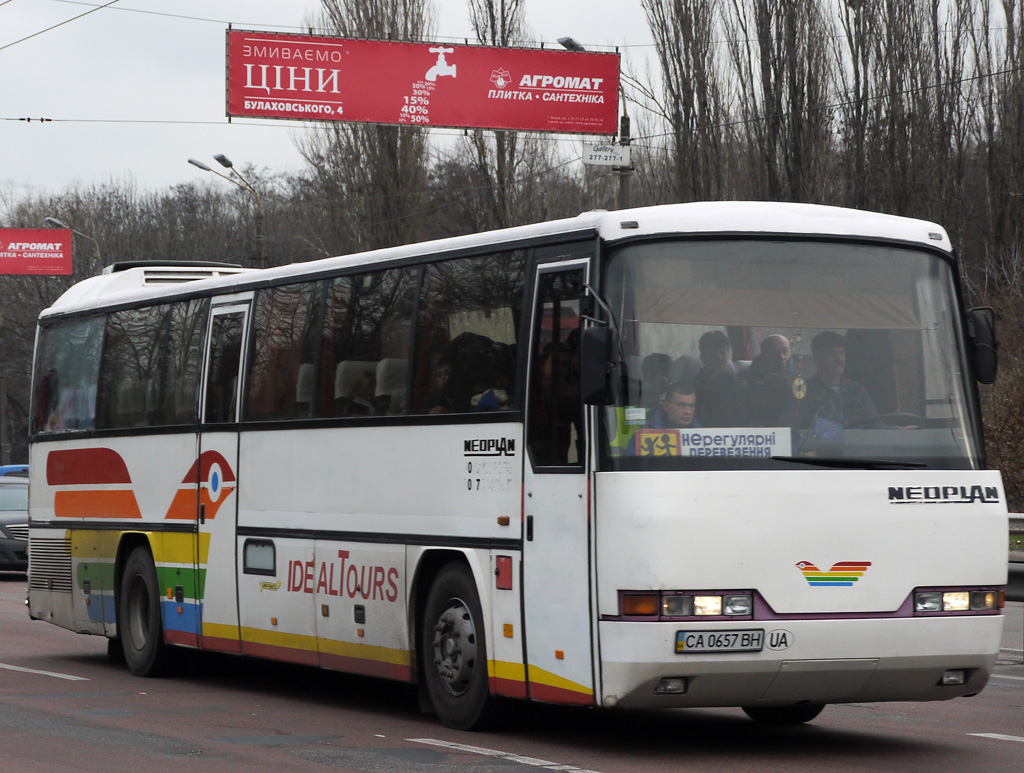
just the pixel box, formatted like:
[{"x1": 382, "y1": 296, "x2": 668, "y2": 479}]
[
  {"x1": 188, "y1": 154, "x2": 264, "y2": 267},
  {"x1": 558, "y1": 36, "x2": 633, "y2": 209},
  {"x1": 43, "y1": 216, "x2": 102, "y2": 267}
]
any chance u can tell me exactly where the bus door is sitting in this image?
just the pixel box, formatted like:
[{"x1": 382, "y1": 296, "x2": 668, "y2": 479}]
[
  {"x1": 521, "y1": 255, "x2": 595, "y2": 706},
  {"x1": 195, "y1": 296, "x2": 251, "y2": 654}
]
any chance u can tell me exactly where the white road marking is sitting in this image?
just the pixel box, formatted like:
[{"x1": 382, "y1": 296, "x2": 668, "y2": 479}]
[
  {"x1": 968, "y1": 733, "x2": 1024, "y2": 743},
  {"x1": 990, "y1": 674, "x2": 1024, "y2": 682},
  {"x1": 0, "y1": 662, "x2": 89, "y2": 681},
  {"x1": 408, "y1": 738, "x2": 601, "y2": 772}
]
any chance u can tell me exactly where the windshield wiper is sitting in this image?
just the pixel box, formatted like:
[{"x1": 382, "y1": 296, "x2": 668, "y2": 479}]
[{"x1": 770, "y1": 455, "x2": 927, "y2": 470}]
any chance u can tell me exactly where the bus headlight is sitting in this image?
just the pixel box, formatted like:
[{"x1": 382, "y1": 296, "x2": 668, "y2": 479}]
[
  {"x1": 694, "y1": 596, "x2": 722, "y2": 616},
  {"x1": 723, "y1": 594, "x2": 753, "y2": 615},
  {"x1": 914, "y1": 588, "x2": 1001, "y2": 613},
  {"x1": 620, "y1": 589, "x2": 755, "y2": 619},
  {"x1": 914, "y1": 591, "x2": 943, "y2": 612},
  {"x1": 662, "y1": 595, "x2": 694, "y2": 617}
]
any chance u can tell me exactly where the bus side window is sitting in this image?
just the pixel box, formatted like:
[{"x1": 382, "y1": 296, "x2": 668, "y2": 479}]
[
  {"x1": 32, "y1": 316, "x2": 104, "y2": 434},
  {"x1": 95, "y1": 299, "x2": 207, "y2": 430},
  {"x1": 410, "y1": 250, "x2": 526, "y2": 414},
  {"x1": 323, "y1": 268, "x2": 415, "y2": 417},
  {"x1": 242, "y1": 539, "x2": 276, "y2": 576},
  {"x1": 204, "y1": 313, "x2": 244, "y2": 424},
  {"x1": 247, "y1": 281, "x2": 326, "y2": 422},
  {"x1": 528, "y1": 268, "x2": 585, "y2": 466}
]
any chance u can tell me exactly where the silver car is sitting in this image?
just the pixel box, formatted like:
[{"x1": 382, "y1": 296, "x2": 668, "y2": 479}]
[{"x1": 0, "y1": 476, "x2": 28, "y2": 572}]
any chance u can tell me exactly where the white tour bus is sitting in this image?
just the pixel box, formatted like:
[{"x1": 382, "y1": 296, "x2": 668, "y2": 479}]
[{"x1": 27, "y1": 202, "x2": 1006, "y2": 729}]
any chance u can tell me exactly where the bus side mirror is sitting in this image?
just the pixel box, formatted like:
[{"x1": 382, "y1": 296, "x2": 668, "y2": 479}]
[
  {"x1": 580, "y1": 327, "x2": 614, "y2": 405},
  {"x1": 966, "y1": 306, "x2": 997, "y2": 384}
]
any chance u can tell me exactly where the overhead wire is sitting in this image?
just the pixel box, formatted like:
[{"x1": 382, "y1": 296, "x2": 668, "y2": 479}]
[
  {"x1": 4, "y1": 1, "x2": 1023, "y2": 245},
  {"x1": 0, "y1": 0, "x2": 120, "y2": 53}
]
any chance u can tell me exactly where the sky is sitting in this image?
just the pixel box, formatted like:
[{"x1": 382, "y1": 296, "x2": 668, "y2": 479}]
[{"x1": 0, "y1": 0, "x2": 655, "y2": 198}]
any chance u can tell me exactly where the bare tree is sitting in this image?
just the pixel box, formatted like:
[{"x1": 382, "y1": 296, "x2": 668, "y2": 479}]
[
  {"x1": 295, "y1": 0, "x2": 435, "y2": 254},
  {"x1": 455, "y1": 0, "x2": 543, "y2": 229},
  {"x1": 641, "y1": 0, "x2": 729, "y2": 202},
  {"x1": 967, "y1": 0, "x2": 1024, "y2": 300},
  {"x1": 724, "y1": 0, "x2": 835, "y2": 202}
]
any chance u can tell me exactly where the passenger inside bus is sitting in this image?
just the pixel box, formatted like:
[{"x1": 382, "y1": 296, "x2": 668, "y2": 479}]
[
  {"x1": 639, "y1": 353, "x2": 672, "y2": 410},
  {"x1": 694, "y1": 330, "x2": 746, "y2": 427},
  {"x1": 740, "y1": 335, "x2": 792, "y2": 426},
  {"x1": 334, "y1": 361, "x2": 377, "y2": 416},
  {"x1": 442, "y1": 332, "x2": 514, "y2": 414},
  {"x1": 647, "y1": 380, "x2": 700, "y2": 429},
  {"x1": 532, "y1": 338, "x2": 581, "y2": 464},
  {"x1": 422, "y1": 354, "x2": 454, "y2": 414},
  {"x1": 784, "y1": 331, "x2": 880, "y2": 430},
  {"x1": 346, "y1": 370, "x2": 377, "y2": 416}
]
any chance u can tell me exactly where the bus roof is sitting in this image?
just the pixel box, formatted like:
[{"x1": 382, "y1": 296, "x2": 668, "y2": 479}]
[{"x1": 39, "y1": 202, "x2": 951, "y2": 319}]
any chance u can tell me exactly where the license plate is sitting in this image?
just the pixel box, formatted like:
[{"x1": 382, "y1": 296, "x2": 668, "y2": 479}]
[{"x1": 675, "y1": 629, "x2": 764, "y2": 653}]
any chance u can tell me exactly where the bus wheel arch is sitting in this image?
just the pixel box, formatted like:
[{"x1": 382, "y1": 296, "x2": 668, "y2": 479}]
[
  {"x1": 117, "y1": 541, "x2": 169, "y2": 677},
  {"x1": 415, "y1": 554, "x2": 494, "y2": 730},
  {"x1": 110, "y1": 534, "x2": 150, "y2": 654},
  {"x1": 410, "y1": 549, "x2": 489, "y2": 671}
]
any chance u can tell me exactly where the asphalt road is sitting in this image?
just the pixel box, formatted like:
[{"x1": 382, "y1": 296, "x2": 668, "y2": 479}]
[{"x1": 1, "y1": 574, "x2": 1021, "y2": 773}]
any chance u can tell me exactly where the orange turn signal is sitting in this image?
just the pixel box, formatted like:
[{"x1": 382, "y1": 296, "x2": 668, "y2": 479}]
[{"x1": 622, "y1": 594, "x2": 659, "y2": 616}]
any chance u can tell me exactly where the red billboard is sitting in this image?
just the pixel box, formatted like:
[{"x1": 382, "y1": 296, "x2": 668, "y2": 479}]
[
  {"x1": 0, "y1": 229, "x2": 72, "y2": 275},
  {"x1": 226, "y1": 30, "x2": 619, "y2": 135}
]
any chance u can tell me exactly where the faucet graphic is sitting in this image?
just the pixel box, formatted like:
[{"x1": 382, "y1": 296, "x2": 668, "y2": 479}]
[{"x1": 426, "y1": 47, "x2": 457, "y2": 81}]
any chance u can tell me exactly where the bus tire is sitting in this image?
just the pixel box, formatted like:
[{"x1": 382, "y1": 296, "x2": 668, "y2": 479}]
[
  {"x1": 742, "y1": 704, "x2": 825, "y2": 725},
  {"x1": 119, "y1": 547, "x2": 168, "y2": 677},
  {"x1": 421, "y1": 563, "x2": 493, "y2": 730}
]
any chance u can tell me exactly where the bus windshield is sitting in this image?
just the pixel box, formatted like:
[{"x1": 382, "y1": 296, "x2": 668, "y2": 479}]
[{"x1": 599, "y1": 238, "x2": 981, "y2": 470}]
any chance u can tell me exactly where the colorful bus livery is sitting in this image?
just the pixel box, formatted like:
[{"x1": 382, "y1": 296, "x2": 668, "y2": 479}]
[
  {"x1": 45, "y1": 448, "x2": 236, "y2": 522},
  {"x1": 28, "y1": 202, "x2": 1007, "y2": 730},
  {"x1": 42, "y1": 447, "x2": 236, "y2": 645},
  {"x1": 796, "y1": 561, "x2": 872, "y2": 587}
]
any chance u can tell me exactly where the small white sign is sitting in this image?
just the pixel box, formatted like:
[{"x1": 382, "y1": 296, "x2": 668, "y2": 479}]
[{"x1": 582, "y1": 142, "x2": 630, "y2": 167}]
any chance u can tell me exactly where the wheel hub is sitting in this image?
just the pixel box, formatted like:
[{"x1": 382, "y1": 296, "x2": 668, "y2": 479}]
[{"x1": 432, "y1": 599, "x2": 477, "y2": 696}]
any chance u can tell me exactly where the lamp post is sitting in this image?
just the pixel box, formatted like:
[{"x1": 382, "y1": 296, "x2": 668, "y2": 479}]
[
  {"x1": 557, "y1": 36, "x2": 586, "y2": 53},
  {"x1": 559, "y1": 37, "x2": 632, "y2": 210},
  {"x1": 44, "y1": 216, "x2": 102, "y2": 268},
  {"x1": 188, "y1": 155, "x2": 264, "y2": 268}
]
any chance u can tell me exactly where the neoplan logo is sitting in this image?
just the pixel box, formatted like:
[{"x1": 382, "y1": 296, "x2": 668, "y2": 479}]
[
  {"x1": 464, "y1": 438, "x2": 516, "y2": 457},
  {"x1": 888, "y1": 485, "x2": 1000, "y2": 504}
]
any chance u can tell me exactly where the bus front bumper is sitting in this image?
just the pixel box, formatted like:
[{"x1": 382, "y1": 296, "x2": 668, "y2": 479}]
[{"x1": 597, "y1": 615, "x2": 1003, "y2": 709}]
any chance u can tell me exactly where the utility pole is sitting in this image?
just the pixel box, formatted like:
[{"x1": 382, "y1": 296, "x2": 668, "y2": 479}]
[{"x1": 616, "y1": 114, "x2": 632, "y2": 210}]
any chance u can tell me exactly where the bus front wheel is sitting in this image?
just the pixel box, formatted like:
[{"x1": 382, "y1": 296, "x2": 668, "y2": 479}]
[
  {"x1": 421, "y1": 563, "x2": 493, "y2": 730},
  {"x1": 742, "y1": 704, "x2": 825, "y2": 725},
  {"x1": 119, "y1": 547, "x2": 168, "y2": 677}
]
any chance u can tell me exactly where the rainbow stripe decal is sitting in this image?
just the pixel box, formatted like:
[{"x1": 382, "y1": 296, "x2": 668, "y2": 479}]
[
  {"x1": 47, "y1": 448, "x2": 141, "y2": 519},
  {"x1": 796, "y1": 560, "x2": 872, "y2": 586},
  {"x1": 48, "y1": 448, "x2": 235, "y2": 521}
]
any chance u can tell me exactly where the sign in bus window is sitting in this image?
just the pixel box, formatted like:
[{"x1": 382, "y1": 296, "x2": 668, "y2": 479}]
[{"x1": 633, "y1": 428, "x2": 792, "y2": 458}]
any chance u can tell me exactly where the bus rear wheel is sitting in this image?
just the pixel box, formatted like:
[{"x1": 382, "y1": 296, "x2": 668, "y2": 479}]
[
  {"x1": 742, "y1": 704, "x2": 825, "y2": 725},
  {"x1": 421, "y1": 563, "x2": 493, "y2": 730},
  {"x1": 119, "y1": 547, "x2": 169, "y2": 677}
]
